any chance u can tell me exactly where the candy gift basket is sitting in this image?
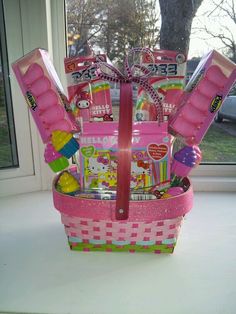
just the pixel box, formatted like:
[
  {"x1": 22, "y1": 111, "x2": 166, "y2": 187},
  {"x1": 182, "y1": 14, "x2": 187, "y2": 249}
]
[{"x1": 12, "y1": 47, "x2": 236, "y2": 253}]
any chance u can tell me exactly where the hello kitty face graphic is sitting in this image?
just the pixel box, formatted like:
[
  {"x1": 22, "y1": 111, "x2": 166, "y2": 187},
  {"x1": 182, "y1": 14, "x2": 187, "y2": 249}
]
[
  {"x1": 88, "y1": 156, "x2": 109, "y2": 175},
  {"x1": 131, "y1": 160, "x2": 150, "y2": 175},
  {"x1": 76, "y1": 91, "x2": 91, "y2": 109},
  {"x1": 77, "y1": 99, "x2": 90, "y2": 109}
]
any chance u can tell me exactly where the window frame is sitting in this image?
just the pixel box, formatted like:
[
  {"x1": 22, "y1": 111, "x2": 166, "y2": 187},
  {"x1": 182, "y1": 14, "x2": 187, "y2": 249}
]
[
  {"x1": 0, "y1": 0, "x2": 54, "y2": 197},
  {"x1": 0, "y1": 0, "x2": 19, "y2": 169}
]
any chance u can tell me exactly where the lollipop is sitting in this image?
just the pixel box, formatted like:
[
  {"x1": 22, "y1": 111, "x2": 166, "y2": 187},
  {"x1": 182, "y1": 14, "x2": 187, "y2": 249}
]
[{"x1": 171, "y1": 145, "x2": 202, "y2": 185}]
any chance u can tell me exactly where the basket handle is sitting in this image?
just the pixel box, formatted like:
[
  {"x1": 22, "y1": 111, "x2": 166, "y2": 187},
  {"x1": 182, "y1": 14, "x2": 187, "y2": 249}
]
[
  {"x1": 96, "y1": 48, "x2": 164, "y2": 220},
  {"x1": 115, "y1": 82, "x2": 133, "y2": 219}
]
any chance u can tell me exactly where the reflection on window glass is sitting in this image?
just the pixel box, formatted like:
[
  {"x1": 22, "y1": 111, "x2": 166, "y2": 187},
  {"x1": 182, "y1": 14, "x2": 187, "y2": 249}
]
[
  {"x1": 0, "y1": 0, "x2": 18, "y2": 169},
  {"x1": 65, "y1": 0, "x2": 236, "y2": 164}
]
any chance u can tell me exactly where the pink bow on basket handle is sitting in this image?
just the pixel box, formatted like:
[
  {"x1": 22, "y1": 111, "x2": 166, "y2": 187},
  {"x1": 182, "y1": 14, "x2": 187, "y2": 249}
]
[{"x1": 96, "y1": 47, "x2": 164, "y2": 220}]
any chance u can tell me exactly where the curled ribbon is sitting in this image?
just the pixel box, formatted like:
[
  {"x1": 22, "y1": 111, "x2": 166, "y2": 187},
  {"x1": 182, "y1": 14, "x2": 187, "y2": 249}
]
[
  {"x1": 95, "y1": 48, "x2": 164, "y2": 220},
  {"x1": 95, "y1": 47, "x2": 164, "y2": 122}
]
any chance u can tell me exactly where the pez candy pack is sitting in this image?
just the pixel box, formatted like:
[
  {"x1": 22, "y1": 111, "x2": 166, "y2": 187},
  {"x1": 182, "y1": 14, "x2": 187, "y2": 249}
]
[
  {"x1": 64, "y1": 55, "x2": 113, "y2": 123},
  {"x1": 78, "y1": 121, "x2": 171, "y2": 191},
  {"x1": 12, "y1": 48, "x2": 76, "y2": 143},
  {"x1": 169, "y1": 50, "x2": 236, "y2": 145},
  {"x1": 135, "y1": 49, "x2": 186, "y2": 121}
]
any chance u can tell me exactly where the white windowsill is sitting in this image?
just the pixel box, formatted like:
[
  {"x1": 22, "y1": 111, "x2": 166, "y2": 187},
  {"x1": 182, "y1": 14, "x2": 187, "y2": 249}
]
[{"x1": 0, "y1": 190, "x2": 235, "y2": 314}]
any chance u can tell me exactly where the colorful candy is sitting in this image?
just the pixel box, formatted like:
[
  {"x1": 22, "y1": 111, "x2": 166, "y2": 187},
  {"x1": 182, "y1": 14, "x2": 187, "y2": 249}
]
[
  {"x1": 161, "y1": 186, "x2": 184, "y2": 198},
  {"x1": 171, "y1": 145, "x2": 202, "y2": 185},
  {"x1": 44, "y1": 143, "x2": 69, "y2": 173},
  {"x1": 51, "y1": 130, "x2": 80, "y2": 159},
  {"x1": 57, "y1": 171, "x2": 80, "y2": 195}
]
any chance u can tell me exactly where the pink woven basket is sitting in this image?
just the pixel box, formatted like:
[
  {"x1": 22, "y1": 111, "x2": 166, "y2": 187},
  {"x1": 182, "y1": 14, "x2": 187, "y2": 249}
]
[{"x1": 53, "y1": 177, "x2": 193, "y2": 253}]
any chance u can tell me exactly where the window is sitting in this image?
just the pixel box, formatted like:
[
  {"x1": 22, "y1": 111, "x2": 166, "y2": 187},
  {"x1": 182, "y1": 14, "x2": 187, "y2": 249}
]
[
  {"x1": 65, "y1": 0, "x2": 236, "y2": 167},
  {"x1": 0, "y1": 2, "x2": 18, "y2": 169}
]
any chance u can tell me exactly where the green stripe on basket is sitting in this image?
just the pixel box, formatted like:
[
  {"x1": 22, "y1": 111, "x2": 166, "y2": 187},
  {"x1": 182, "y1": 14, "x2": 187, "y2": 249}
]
[
  {"x1": 68, "y1": 237, "x2": 177, "y2": 246},
  {"x1": 68, "y1": 241, "x2": 175, "y2": 253}
]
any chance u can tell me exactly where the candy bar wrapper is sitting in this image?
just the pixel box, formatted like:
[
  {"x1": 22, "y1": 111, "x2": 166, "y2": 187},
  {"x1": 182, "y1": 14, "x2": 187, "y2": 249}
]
[
  {"x1": 77, "y1": 121, "x2": 171, "y2": 191},
  {"x1": 12, "y1": 48, "x2": 76, "y2": 143},
  {"x1": 135, "y1": 49, "x2": 187, "y2": 121},
  {"x1": 169, "y1": 50, "x2": 236, "y2": 145},
  {"x1": 64, "y1": 55, "x2": 113, "y2": 123}
]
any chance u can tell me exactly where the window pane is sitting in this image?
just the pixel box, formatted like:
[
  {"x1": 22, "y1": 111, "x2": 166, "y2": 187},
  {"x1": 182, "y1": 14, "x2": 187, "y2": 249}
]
[
  {"x1": 0, "y1": 0, "x2": 18, "y2": 169},
  {"x1": 65, "y1": 0, "x2": 236, "y2": 165},
  {"x1": 200, "y1": 122, "x2": 236, "y2": 163}
]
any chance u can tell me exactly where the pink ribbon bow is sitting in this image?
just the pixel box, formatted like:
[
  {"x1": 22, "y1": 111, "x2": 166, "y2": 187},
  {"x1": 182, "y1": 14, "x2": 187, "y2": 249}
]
[{"x1": 96, "y1": 47, "x2": 164, "y2": 122}]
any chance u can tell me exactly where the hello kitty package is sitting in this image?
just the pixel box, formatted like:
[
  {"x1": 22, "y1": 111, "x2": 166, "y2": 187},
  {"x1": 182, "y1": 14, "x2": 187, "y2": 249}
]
[
  {"x1": 135, "y1": 49, "x2": 187, "y2": 121},
  {"x1": 78, "y1": 121, "x2": 171, "y2": 191},
  {"x1": 64, "y1": 55, "x2": 113, "y2": 123}
]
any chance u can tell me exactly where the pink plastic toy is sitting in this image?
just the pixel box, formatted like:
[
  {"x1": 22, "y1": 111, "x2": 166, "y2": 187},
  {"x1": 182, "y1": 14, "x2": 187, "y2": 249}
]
[
  {"x1": 169, "y1": 50, "x2": 236, "y2": 145},
  {"x1": 37, "y1": 90, "x2": 58, "y2": 111},
  {"x1": 12, "y1": 48, "x2": 76, "y2": 143}
]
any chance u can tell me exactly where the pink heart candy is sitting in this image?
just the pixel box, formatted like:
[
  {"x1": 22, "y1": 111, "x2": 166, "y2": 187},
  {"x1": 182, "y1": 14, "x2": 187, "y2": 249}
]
[
  {"x1": 189, "y1": 91, "x2": 211, "y2": 113},
  {"x1": 205, "y1": 65, "x2": 227, "y2": 87},
  {"x1": 23, "y1": 63, "x2": 44, "y2": 85},
  {"x1": 37, "y1": 90, "x2": 58, "y2": 111},
  {"x1": 197, "y1": 79, "x2": 218, "y2": 98},
  {"x1": 181, "y1": 106, "x2": 206, "y2": 124},
  {"x1": 172, "y1": 118, "x2": 196, "y2": 137},
  {"x1": 30, "y1": 76, "x2": 51, "y2": 97},
  {"x1": 40, "y1": 105, "x2": 65, "y2": 124}
]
